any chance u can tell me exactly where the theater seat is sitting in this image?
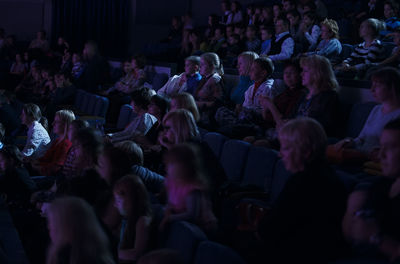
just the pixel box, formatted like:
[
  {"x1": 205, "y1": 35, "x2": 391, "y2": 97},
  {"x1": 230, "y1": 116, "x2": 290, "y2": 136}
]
[{"x1": 194, "y1": 241, "x2": 246, "y2": 264}]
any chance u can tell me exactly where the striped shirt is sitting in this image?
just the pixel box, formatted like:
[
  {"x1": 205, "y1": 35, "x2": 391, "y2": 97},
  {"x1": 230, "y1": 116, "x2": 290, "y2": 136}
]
[{"x1": 343, "y1": 39, "x2": 385, "y2": 71}]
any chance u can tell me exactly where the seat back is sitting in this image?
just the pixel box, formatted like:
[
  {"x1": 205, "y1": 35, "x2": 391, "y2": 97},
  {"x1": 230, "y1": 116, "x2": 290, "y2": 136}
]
[
  {"x1": 346, "y1": 102, "x2": 377, "y2": 138},
  {"x1": 116, "y1": 104, "x2": 134, "y2": 130},
  {"x1": 194, "y1": 241, "x2": 246, "y2": 264},
  {"x1": 220, "y1": 140, "x2": 251, "y2": 183},
  {"x1": 203, "y1": 132, "x2": 228, "y2": 160}
]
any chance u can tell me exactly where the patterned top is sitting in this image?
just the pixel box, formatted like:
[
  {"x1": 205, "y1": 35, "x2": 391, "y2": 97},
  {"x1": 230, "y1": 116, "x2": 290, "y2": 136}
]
[
  {"x1": 22, "y1": 121, "x2": 51, "y2": 159},
  {"x1": 343, "y1": 39, "x2": 385, "y2": 71},
  {"x1": 109, "y1": 113, "x2": 157, "y2": 143}
]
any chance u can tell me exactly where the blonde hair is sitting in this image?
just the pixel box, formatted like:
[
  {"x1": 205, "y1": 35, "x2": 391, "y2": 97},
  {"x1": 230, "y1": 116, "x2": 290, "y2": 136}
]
[
  {"x1": 238, "y1": 51, "x2": 259, "y2": 76},
  {"x1": 320, "y1": 18, "x2": 340, "y2": 39},
  {"x1": 46, "y1": 197, "x2": 114, "y2": 264},
  {"x1": 300, "y1": 55, "x2": 338, "y2": 91},
  {"x1": 55, "y1": 109, "x2": 75, "y2": 138},
  {"x1": 170, "y1": 92, "x2": 200, "y2": 121},
  {"x1": 201, "y1": 52, "x2": 224, "y2": 75},
  {"x1": 162, "y1": 109, "x2": 199, "y2": 144},
  {"x1": 279, "y1": 117, "x2": 327, "y2": 163}
]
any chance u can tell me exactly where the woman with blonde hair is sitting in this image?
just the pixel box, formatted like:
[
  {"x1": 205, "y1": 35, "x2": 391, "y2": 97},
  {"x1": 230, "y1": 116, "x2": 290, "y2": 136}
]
[
  {"x1": 159, "y1": 109, "x2": 199, "y2": 149},
  {"x1": 170, "y1": 92, "x2": 200, "y2": 121},
  {"x1": 46, "y1": 196, "x2": 115, "y2": 264},
  {"x1": 33, "y1": 110, "x2": 75, "y2": 176},
  {"x1": 305, "y1": 18, "x2": 342, "y2": 61}
]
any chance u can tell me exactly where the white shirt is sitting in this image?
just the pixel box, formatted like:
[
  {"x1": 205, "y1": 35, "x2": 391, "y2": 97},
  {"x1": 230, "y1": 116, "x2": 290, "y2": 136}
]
[
  {"x1": 157, "y1": 73, "x2": 186, "y2": 96},
  {"x1": 242, "y1": 78, "x2": 276, "y2": 113},
  {"x1": 268, "y1": 32, "x2": 294, "y2": 61},
  {"x1": 109, "y1": 113, "x2": 157, "y2": 143},
  {"x1": 22, "y1": 121, "x2": 51, "y2": 159}
]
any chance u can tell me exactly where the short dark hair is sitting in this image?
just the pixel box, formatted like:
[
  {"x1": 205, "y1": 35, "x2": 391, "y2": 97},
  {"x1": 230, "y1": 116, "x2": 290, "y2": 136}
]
[
  {"x1": 131, "y1": 87, "x2": 153, "y2": 110},
  {"x1": 275, "y1": 16, "x2": 290, "y2": 27},
  {"x1": 254, "y1": 57, "x2": 274, "y2": 77},
  {"x1": 132, "y1": 54, "x2": 146, "y2": 69},
  {"x1": 150, "y1": 94, "x2": 170, "y2": 117}
]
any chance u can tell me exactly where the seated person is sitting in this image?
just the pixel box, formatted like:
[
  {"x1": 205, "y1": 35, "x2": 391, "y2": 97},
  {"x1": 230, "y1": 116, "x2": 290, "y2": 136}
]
[
  {"x1": 379, "y1": 27, "x2": 400, "y2": 68},
  {"x1": 170, "y1": 93, "x2": 200, "y2": 122},
  {"x1": 342, "y1": 118, "x2": 400, "y2": 262},
  {"x1": 107, "y1": 87, "x2": 157, "y2": 144},
  {"x1": 335, "y1": 18, "x2": 386, "y2": 79},
  {"x1": 245, "y1": 25, "x2": 261, "y2": 53},
  {"x1": 256, "y1": 117, "x2": 347, "y2": 263},
  {"x1": 332, "y1": 67, "x2": 400, "y2": 162},
  {"x1": 157, "y1": 56, "x2": 202, "y2": 96},
  {"x1": 298, "y1": 11, "x2": 320, "y2": 51},
  {"x1": 267, "y1": 16, "x2": 295, "y2": 62},
  {"x1": 304, "y1": 18, "x2": 342, "y2": 61},
  {"x1": 380, "y1": 0, "x2": 400, "y2": 38}
]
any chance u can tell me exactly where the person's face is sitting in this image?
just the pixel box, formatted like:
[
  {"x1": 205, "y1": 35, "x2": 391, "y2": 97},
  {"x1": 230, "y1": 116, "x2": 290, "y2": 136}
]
[
  {"x1": 275, "y1": 19, "x2": 286, "y2": 35},
  {"x1": 0, "y1": 154, "x2": 10, "y2": 173},
  {"x1": 123, "y1": 62, "x2": 132, "y2": 74},
  {"x1": 226, "y1": 27, "x2": 233, "y2": 38},
  {"x1": 283, "y1": 1, "x2": 294, "y2": 12},
  {"x1": 52, "y1": 115, "x2": 64, "y2": 136},
  {"x1": 221, "y1": 2, "x2": 229, "y2": 12},
  {"x1": 370, "y1": 78, "x2": 392, "y2": 103},
  {"x1": 148, "y1": 100, "x2": 161, "y2": 117},
  {"x1": 15, "y1": 54, "x2": 22, "y2": 62},
  {"x1": 237, "y1": 56, "x2": 249, "y2": 76},
  {"x1": 185, "y1": 60, "x2": 197, "y2": 75},
  {"x1": 261, "y1": 30, "x2": 271, "y2": 41},
  {"x1": 37, "y1": 31, "x2": 44, "y2": 40},
  {"x1": 54, "y1": 74, "x2": 64, "y2": 88},
  {"x1": 130, "y1": 100, "x2": 142, "y2": 114},
  {"x1": 246, "y1": 28, "x2": 255, "y2": 39},
  {"x1": 283, "y1": 65, "x2": 301, "y2": 89},
  {"x1": 131, "y1": 59, "x2": 138, "y2": 70},
  {"x1": 302, "y1": 15, "x2": 312, "y2": 27},
  {"x1": 24, "y1": 52, "x2": 29, "y2": 61},
  {"x1": 379, "y1": 129, "x2": 400, "y2": 177},
  {"x1": 273, "y1": 5, "x2": 281, "y2": 17},
  {"x1": 279, "y1": 136, "x2": 305, "y2": 173},
  {"x1": 214, "y1": 29, "x2": 223, "y2": 39},
  {"x1": 320, "y1": 25, "x2": 332, "y2": 40},
  {"x1": 200, "y1": 58, "x2": 213, "y2": 76},
  {"x1": 250, "y1": 62, "x2": 267, "y2": 82},
  {"x1": 228, "y1": 36, "x2": 238, "y2": 45},
  {"x1": 359, "y1": 21, "x2": 372, "y2": 38},
  {"x1": 384, "y1": 4, "x2": 396, "y2": 19},
  {"x1": 72, "y1": 54, "x2": 80, "y2": 64},
  {"x1": 57, "y1": 37, "x2": 64, "y2": 45},
  {"x1": 162, "y1": 119, "x2": 176, "y2": 145},
  {"x1": 114, "y1": 194, "x2": 127, "y2": 216},
  {"x1": 301, "y1": 65, "x2": 313, "y2": 87},
  {"x1": 97, "y1": 153, "x2": 112, "y2": 182},
  {"x1": 286, "y1": 13, "x2": 299, "y2": 26}
]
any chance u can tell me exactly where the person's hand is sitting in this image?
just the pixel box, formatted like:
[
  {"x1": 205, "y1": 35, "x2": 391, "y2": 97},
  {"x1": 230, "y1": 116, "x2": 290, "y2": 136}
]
[
  {"x1": 260, "y1": 96, "x2": 273, "y2": 110},
  {"x1": 334, "y1": 138, "x2": 353, "y2": 151}
]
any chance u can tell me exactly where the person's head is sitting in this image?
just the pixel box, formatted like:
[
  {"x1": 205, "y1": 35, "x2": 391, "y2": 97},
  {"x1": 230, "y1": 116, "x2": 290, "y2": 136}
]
[
  {"x1": 130, "y1": 87, "x2": 153, "y2": 114},
  {"x1": 0, "y1": 145, "x2": 23, "y2": 173},
  {"x1": 37, "y1": 30, "x2": 46, "y2": 40},
  {"x1": 214, "y1": 26, "x2": 225, "y2": 40},
  {"x1": 83, "y1": 41, "x2": 98, "y2": 60},
  {"x1": 384, "y1": 0, "x2": 399, "y2": 19},
  {"x1": 170, "y1": 93, "x2": 200, "y2": 121},
  {"x1": 15, "y1": 53, "x2": 23, "y2": 63},
  {"x1": 279, "y1": 117, "x2": 327, "y2": 173},
  {"x1": 113, "y1": 175, "x2": 151, "y2": 221},
  {"x1": 273, "y1": 3, "x2": 282, "y2": 17},
  {"x1": 122, "y1": 59, "x2": 133, "y2": 74},
  {"x1": 46, "y1": 197, "x2": 113, "y2": 264},
  {"x1": 171, "y1": 15, "x2": 181, "y2": 29},
  {"x1": 221, "y1": 0, "x2": 231, "y2": 12},
  {"x1": 72, "y1": 52, "x2": 82, "y2": 64},
  {"x1": 138, "y1": 249, "x2": 184, "y2": 264},
  {"x1": 57, "y1": 36, "x2": 66, "y2": 45},
  {"x1": 234, "y1": 23, "x2": 245, "y2": 36},
  {"x1": 161, "y1": 109, "x2": 199, "y2": 147},
  {"x1": 275, "y1": 16, "x2": 290, "y2": 34},
  {"x1": 261, "y1": 6, "x2": 272, "y2": 21},
  {"x1": 370, "y1": 67, "x2": 400, "y2": 104},
  {"x1": 226, "y1": 25, "x2": 234, "y2": 38},
  {"x1": 379, "y1": 118, "x2": 400, "y2": 177},
  {"x1": 208, "y1": 14, "x2": 219, "y2": 26},
  {"x1": 163, "y1": 143, "x2": 207, "y2": 187},
  {"x1": 237, "y1": 51, "x2": 259, "y2": 76},
  {"x1": 200, "y1": 52, "x2": 223, "y2": 76},
  {"x1": 320, "y1": 18, "x2": 340, "y2": 40},
  {"x1": 114, "y1": 140, "x2": 144, "y2": 166},
  {"x1": 300, "y1": 55, "x2": 338, "y2": 91},
  {"x1": 246, "y1": 25, "x2": 257, "y2": 40},
  {"x1": 302, "y1": 11, "x2": 317, "y2": 27},
  {"x1": 359, "y1": 18, "x2": 386, "y2": 39},
  {"x1": 228, "y1": 34, "x2": 240, "y2": 45},
  {"x1": 148, "y1": 94, "x2": 170, "y2": 121},
  {"x1": 286, "y1": 10, "x2": 301, "y2": 27},
  {"x1": 247, "y1": 4, "x2": 255, "y2": 16},
  {"x1": 260, "y1": 27, "x2": 273, "y2": 41},
  {"x1": 184, "y1": 56, "x2": 200, "y2": 75},
  {"x1": 303, "y1": 1, "x2": 317, "y2": 12},
  {"x1": 73, "y1": 128, "x2": 103, "y2": 169},
  {"x1": 131, "y1": 54, "x2": 146, "y2": 70},
  {"x1": 250, "y1": 57, "x2": 274, "y2": 82},
  {"x1": 52, "y1": 110, "x2": 75, "y2": 138},
  {"x1": 21, "y1": 103, "x2": 41, "y2": 126},
  {"x1": 282, "y1": 0, "x2": 296, "y2": 12},
  {"x1": 54, "y1": 71, "x2": 72, "y2": 88},
  {"x1": 97, "y1": 145, "x2": 133, "y2": 185},
  {"x1": 67, "y1": 119, "x2": 89, "y2": 142},
  {"x1": 283, "y1": 59, "x2": 302, "y2": 89}
]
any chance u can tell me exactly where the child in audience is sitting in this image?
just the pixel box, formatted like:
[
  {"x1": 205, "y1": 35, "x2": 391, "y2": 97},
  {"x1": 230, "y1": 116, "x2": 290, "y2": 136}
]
[
  {"x1": 71, "y1": 52, "x2": 85, "y2": 81},
  {"x1": 170, "y1": 93, "x2": 200, "y2": 121},
  {"x1": 224, "y1": 34, "x2": 241, "y2": 66},
  {"x1": 260, "y1": 27, "x2": 273, "y2": 56},
  {"x1": 46, "y1": 197, "x2": 115, "y2": 264},
  {"x1": 107, "y1": 87, "x2": 157, "y2": 144},
  {"x1": 21, "y1": 103, "x2": 51, "y2": 160},
  {"x1": 380, "y1": 0, "x2": 400, "y2": 38},
  {"x1": 299, "y1": 11, "x2": 321, "y2": 51},
  {"x1": 379, "y1": 27, "x2": 400, "y2": 67},
  {"x1": 157, "y1": 56, "x2": 202, "y2": 96},
  {"x1": 159, "y1": 143, "x2": 217, "y2": 234},
  {"x1": 113, "y1": 175, "x2": 153, "y2": 262},
  {"x1": 245, "y1": 25, "x2": 261, "y2": 53}
]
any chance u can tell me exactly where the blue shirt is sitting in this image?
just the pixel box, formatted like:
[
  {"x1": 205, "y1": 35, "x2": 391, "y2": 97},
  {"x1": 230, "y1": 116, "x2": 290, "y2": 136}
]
[
  {"x1": 186, "y1": 72, "x2": 202, "y2": 95},
  {"x1": 230, "y1": 75, "x2": 253, "y2": 105}
]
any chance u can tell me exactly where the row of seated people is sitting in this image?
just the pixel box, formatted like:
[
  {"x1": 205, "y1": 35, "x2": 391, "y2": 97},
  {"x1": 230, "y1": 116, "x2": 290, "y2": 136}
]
[{"x1": 1, "y1": 101, "x2": 400, "y2": 263}]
